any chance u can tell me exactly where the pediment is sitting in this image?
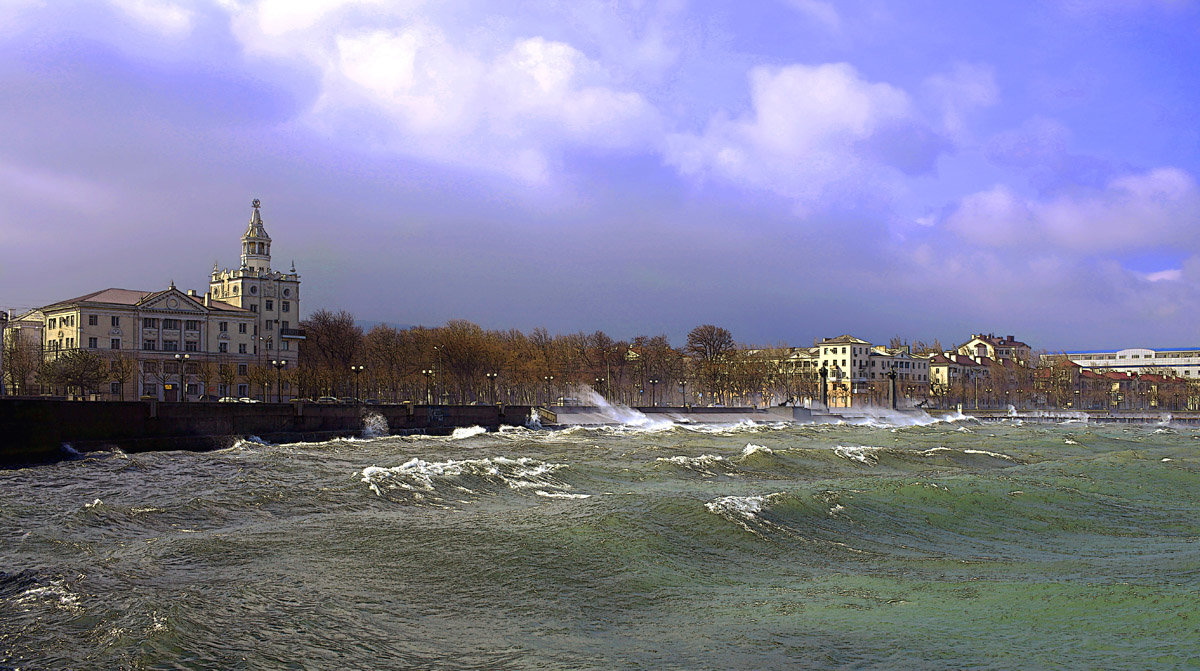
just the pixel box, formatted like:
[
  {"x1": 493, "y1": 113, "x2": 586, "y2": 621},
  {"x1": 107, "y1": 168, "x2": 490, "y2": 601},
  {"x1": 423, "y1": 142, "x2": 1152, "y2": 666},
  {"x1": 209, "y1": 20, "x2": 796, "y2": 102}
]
[{"x1": 138, "y1": 289, "x2": 205, "y2": 313}]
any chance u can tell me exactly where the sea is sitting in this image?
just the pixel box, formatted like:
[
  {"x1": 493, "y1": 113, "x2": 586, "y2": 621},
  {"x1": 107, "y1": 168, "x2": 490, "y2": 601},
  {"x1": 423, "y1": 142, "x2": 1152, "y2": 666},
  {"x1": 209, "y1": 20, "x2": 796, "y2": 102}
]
[{"x1": 2, "y1": 411, "x2": 1199, "y2": 670}]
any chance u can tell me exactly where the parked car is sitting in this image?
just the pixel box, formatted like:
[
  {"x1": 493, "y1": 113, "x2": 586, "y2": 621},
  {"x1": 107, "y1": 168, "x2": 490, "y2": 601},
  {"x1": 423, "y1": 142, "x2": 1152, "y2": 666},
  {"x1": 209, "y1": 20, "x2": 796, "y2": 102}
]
[
  {"x1": 316, "y1": 396, "x2": 339, "y2": 404},
  {"x1": 338, "y1": 397, "x2": 356, "y2": 404},
  {"x1": 218, "y1": 397, "x2": 239, "y2": 403},
  {"x1": 238, "y1": 397, "x2": 261, "y2": 403}
]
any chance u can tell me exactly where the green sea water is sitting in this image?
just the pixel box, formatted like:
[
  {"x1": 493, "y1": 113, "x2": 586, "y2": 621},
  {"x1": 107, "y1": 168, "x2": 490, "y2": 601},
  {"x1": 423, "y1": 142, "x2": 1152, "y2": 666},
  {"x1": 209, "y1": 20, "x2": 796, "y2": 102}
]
[{"x1": 2, "y1": 417, "x2": 1199, "y2": 669}]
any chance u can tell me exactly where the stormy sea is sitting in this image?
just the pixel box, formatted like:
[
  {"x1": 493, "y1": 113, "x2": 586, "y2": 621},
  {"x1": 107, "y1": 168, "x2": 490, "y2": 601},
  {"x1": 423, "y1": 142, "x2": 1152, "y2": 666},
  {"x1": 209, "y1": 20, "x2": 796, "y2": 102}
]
[{"x1": 3, "y1": 413, "x2": 1199, "y2": 669}]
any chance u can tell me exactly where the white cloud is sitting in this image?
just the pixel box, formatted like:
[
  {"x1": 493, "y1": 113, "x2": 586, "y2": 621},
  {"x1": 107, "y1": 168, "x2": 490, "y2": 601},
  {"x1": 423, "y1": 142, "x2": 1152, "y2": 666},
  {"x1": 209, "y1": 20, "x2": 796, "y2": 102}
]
[
  {"x1": 107, "y1": 0, "x2": 193, "y2": 35},
  {"x1": 224, "y1": 3, "x2": 661, "y2": 184},
  {"x1": 664, "y1": 62, "x2": 942, "y2": 211},
  {"x1": 922, "y1": 62, "x2": 998, "y2": 141},
  {"x1": 944, "y1": 167, "x2": 1200, "y2": 253}
]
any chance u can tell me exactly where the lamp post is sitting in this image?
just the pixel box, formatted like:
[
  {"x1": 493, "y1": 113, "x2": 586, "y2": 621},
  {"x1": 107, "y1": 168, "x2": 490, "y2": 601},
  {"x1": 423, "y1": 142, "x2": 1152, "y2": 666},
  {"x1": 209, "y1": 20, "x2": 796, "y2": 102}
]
[
  {"x1": 351, "y1": 364, "x2": 365, "y2": 403},
  {"x1": 422, "y1": 369, "x2": 434, "y2": 404},
  {"x1": 486, "y1": 371, "x2": 498, "y2": 405},
  {"x1": 594, "y1": 377, "x2": 604, "y2": 400},
  {"x1": 271, "y1": 359, "x2": 287, "y2": 403},
  {"x1": 174, "y1": 353, "x2": 190, "y2": 402},
  {"x1": 649, "y1": 378, "x2": 659, "y2": 407},
  {"x1": 543, "y1": 375, "x2": 554, "y2": 406}
]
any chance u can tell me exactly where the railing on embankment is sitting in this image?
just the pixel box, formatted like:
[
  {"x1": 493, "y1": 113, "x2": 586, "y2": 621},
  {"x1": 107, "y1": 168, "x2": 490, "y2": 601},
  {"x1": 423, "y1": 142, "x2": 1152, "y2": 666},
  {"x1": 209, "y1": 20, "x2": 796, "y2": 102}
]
[
  {"x1": 962, "y1": 408, "x2": 1200, "y2": 425},
  {"x1": 0, "y1": 399, "x2": 534, "y2": 464}
]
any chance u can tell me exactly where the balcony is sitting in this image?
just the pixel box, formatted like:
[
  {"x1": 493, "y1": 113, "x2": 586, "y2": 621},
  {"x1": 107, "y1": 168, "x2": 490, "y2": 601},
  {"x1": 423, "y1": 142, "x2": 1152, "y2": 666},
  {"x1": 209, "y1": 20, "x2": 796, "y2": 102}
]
[{"x1": 280, "y1": 328, "x2": 306, "y2": 340}]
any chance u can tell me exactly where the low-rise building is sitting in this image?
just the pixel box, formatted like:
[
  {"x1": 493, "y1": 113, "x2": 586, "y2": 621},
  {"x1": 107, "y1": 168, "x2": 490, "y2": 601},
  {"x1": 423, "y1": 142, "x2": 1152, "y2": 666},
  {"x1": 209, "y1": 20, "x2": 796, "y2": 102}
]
[
  {"x1": 957, "y1": 333, "x2": 1033, "y2": 365},
  {"x1": 3, "y1": 200, "x2": 304, "y2": 401},
  {"x1": 814, "y1": 335, "x2": 929, "y2": 407},
  {"x1": 1064, "y1": 347, "x2": 1200, "y2": 380}
]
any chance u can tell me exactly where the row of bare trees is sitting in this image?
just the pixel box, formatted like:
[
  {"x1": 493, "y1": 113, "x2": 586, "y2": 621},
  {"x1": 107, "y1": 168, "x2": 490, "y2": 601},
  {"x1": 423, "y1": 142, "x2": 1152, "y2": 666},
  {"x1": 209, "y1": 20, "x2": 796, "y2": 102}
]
[{"x1": 294, "y1": 313, "x2": 795, "y2": 406}]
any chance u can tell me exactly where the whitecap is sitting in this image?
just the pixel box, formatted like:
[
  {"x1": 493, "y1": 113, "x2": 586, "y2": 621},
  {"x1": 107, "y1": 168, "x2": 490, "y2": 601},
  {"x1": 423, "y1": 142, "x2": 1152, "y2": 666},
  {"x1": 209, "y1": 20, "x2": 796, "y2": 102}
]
[
  {"x1": 833, "y1": 445, "x2": 881, "y2": 465},
  {"x1": 962, "y1": 448, "x2": 1018, "y2": 461},
  {"x1": 448, "y1": 426, "x2": 487, "y2": 440},
  {"x1": 740, "y1": 443, "x2": 774, "y2": 457}
]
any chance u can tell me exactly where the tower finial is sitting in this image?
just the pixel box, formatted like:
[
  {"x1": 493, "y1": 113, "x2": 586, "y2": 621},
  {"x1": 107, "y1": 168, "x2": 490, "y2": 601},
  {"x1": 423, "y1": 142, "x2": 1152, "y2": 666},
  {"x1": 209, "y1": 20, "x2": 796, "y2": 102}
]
[{"x1": 252, "y1": 198, "x2": 261, "y2": 210}]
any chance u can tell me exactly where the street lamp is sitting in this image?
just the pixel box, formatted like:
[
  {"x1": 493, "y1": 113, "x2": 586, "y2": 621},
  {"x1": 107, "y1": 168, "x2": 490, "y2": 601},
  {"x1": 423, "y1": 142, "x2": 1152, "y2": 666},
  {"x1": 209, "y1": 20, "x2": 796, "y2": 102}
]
[
  {"x1": 174, "y1": 353, "x2": 190, "y2": 402},
  {"x1": 271, "y1": 359, "x2": 287, "y2": 403},
  {"x1": 486, "y1": 371, "x2": 498, "y2": 405},
  {"x1": 679, "y1": 379, "x2": 688, "y2": 407},
  {"x1": 351, "y1": 364, "x2": 365, "y2": 403},
  {"x1": 422, "y1": 369, "x2": 434, "y2": 404},
  {"x1": 543, "y1": 375, "x2": 554, "y2": 406},
  {"x1": 649, "y1": 378, "x2": 659, "y2": 407}
]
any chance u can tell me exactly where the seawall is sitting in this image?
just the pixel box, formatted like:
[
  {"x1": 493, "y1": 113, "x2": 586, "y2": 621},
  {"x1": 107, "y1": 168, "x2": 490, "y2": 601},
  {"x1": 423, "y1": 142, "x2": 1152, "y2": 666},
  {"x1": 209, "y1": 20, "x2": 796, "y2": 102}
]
[{"x1": 0, "y1": 399, "x2": 533, "y2": 465}]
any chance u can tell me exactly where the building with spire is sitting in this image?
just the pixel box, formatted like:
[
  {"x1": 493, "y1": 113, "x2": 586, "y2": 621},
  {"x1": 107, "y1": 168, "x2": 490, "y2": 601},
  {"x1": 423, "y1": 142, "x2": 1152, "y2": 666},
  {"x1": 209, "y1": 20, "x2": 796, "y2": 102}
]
[
  {"x1": 2, "y1": 199, "x2": 303, "y2": 401},
  {"x1": 209, "y1": 198, "x2": 303, "y2": 366}
]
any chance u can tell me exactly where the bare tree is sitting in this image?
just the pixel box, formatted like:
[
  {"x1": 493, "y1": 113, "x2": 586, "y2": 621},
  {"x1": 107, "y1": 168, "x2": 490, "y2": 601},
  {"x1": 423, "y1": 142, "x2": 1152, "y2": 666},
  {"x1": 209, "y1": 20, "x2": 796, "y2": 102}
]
[
  {"x1": 685, "y1": 325, "x2": 735, "y2": 403},
  {"x1": 107, "y1": 351, "x2": 136, "y2": 400}
]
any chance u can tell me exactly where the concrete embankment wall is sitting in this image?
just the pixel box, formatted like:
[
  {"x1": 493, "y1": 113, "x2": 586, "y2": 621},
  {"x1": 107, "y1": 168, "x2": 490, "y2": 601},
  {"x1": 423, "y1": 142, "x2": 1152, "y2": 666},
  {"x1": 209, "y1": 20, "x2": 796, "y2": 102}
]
[{"x1": 0, "y1": 399, "x2": 534, "y2": 464}]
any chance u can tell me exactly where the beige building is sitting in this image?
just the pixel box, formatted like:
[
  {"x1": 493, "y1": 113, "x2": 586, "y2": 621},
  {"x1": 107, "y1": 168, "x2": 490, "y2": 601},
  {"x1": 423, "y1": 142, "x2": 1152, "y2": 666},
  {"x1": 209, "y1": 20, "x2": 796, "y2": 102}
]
[
  {"x1": 3, "y1": 200, "x2": 303, "y2": 401},
  {"x1": 957, "y1": 333, "x2": 1033, "y2": 365},
  {"x1": 815, "y1": 335, "x2": 929, "y2": 407}
]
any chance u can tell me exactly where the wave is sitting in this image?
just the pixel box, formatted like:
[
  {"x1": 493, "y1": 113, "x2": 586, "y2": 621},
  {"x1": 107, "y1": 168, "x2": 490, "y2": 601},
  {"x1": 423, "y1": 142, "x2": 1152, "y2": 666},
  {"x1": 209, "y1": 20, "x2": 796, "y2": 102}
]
[{"x1": 359, "y1": 456, "x2": 579, "y2": 505}]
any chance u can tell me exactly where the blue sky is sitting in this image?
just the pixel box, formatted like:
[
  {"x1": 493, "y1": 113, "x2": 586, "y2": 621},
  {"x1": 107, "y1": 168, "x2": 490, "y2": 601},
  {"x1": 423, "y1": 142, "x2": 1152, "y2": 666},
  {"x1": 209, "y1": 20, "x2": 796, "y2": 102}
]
[{"x1": 2, "y1": 0, "x2": 1199, "y2": 351}]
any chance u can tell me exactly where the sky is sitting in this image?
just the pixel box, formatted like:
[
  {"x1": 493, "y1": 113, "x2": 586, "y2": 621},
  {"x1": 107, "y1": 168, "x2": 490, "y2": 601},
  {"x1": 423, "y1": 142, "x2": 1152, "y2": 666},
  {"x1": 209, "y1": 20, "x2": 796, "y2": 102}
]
[{"x1": 2, "y1": 0, "x2": 1199, "y2": 351}]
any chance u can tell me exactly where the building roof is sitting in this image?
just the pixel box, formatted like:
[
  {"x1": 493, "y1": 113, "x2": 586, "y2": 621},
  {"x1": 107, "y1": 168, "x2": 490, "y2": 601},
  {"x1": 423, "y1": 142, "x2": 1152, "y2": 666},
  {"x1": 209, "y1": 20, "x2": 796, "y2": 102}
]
[
  {"x1": 48, "y1": 288, "x2": 153, "y2": 308},
  {"x1": 39, "y1": 286, "x2": 251, "y2": 314},
  {"x1": 969, "y1": 333, "x2": 1030, "y2": 349},
  {"x1": 819, "y1": 334, "x2": 870, "y2": 345}
]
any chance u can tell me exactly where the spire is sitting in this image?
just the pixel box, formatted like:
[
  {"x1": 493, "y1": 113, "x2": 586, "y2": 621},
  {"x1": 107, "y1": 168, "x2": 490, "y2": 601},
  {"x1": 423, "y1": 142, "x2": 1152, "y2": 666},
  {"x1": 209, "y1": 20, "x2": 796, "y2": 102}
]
[
  {"x1": 244, "y1": 198, "x2": 271, "y2": 241},
  {"x1": 241, "y1": 197, "x2": 272, "y2": 270}
]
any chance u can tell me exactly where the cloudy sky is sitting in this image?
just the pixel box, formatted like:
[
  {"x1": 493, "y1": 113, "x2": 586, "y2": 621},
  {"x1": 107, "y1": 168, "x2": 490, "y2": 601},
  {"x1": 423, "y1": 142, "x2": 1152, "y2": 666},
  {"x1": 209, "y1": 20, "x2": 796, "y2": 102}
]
[{"x1": 2, "y1": 0, "x2": 1199, "y2": 350}]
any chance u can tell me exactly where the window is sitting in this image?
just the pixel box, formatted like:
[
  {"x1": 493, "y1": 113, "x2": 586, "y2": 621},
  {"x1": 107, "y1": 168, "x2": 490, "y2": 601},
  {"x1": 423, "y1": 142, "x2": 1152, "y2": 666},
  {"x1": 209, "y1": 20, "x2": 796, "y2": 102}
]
[
  {"x1": 266, "y1": 320, "x2": 274, "y2": 331},
  {"x1": 162, "y1": 319, "x2": 179, "y2": 330},
  {"x1": 250, "y1": 304, "x2": 258, "y2": 313},
  {"x1": 218, "y1": 384, "x2": 228, "y2": 396},
  {"x1": 186, "y1": 383, "x2": 198, "y2": 395},
  {"x1": 185, "y1": 341, "x2": 198, "y2": 352},
  {"x1": 237, "y1": 383, "x2": 248, "y2": 397},
  {"x1": 48, "y1": 318, "x2": 56, "y2": 328},
  {"x1": 111, "y1": 316, "x2": 119, "y2": 327},
  {"x1": 88, "y1": 337, "x2": 98, "y2": 349},
  {"x1": 219, "y1": 321, "x2": 228, "y2": 332},
  {"x1": 238, "y1": 323, "x2": 247, "y2": 334},
  {"x1": 110, "y1": 382, "x2": 120, "y2": 394},
  {"x1": 282, "y1": 321, "x2": 288, "y2": 330},
  {"x1": 185, "y1": 320, "x2": 199, "y2": 330},
  {"x1": 238, "y1": 343, "x2": 247, "y2": 354},
  {"x1": 282, "y1": 341, "x2": 290, "y2": 351},
  {"x1": 219, "y1": 342, "x2": 228, "y2": 353},
  {"x1": 143, "y1": 318, "x2": 159, "y2": 328},
  {"x1": 145, "y1": 383, "x2": 158, "y2": 395},
  {"x1": 237, "y1": 364, "x2": 248, "y2": 376},
  {"x1": 185, "y1": 363, "x2": 197, "y2": 374},
  {"x1": 266, "y1": 338, "x2": 273, "y2": 350},
  {"x1": 265, "y1": 299, "x2": 273, "y2": 311},
  {"x1": 282, "y1": 301, "x2": 290, "y2": 313},
  {"x1": 89, "y1": 315, "x2": 98, "y2": 326},
  {"x1": 144, "y1": 361, "x2": 158, "y2": 373},
  {"x1": 143, "y1": 340, "x2": 157, "y2": 351},
  {"x1": 163, "y1": 340, "x2": 179, "y2": 352}
]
